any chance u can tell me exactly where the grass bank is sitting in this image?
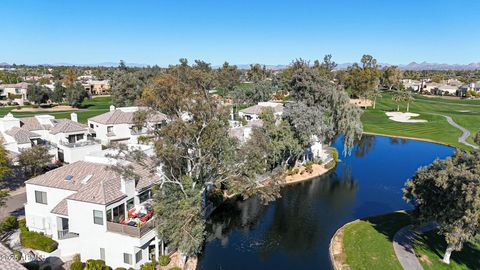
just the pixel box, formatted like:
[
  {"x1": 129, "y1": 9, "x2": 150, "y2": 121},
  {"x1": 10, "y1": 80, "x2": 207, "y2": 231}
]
[
  {"x1": 414, "y1": 230, "x2": 480, "y2": 270},
  {"x1": 362, "y1": 92, "x2": 480, "y2": 150},
  {"x1": 332, "y1": 211, "x2": 412, "y2": 270}
]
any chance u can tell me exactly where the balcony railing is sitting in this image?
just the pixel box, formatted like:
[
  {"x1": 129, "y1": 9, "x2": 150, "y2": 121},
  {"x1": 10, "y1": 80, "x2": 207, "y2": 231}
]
[
  {"x1": 106, "y1": 217, "x2": 156, "y2": 238},
  {"x1": 59, "y1": 138, "x2": 100, "y2": 148},
  {"x1": 57, "y1": 229, "x2": 79, "y2": 240}
]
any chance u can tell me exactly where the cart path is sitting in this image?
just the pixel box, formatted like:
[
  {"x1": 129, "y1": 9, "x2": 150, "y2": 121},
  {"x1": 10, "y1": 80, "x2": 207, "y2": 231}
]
[
  {"x1": 442, "y1": 115, "x2": 479, "y2": 149},
  {"x1": 393, "y1": 223, "x2": 436, "y2": 270}
]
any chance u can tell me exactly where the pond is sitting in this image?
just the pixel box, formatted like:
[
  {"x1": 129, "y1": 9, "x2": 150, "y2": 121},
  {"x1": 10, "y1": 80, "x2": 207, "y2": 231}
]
[{"x1": 197, "y1": 135, "x2": 455, "y2": 270}]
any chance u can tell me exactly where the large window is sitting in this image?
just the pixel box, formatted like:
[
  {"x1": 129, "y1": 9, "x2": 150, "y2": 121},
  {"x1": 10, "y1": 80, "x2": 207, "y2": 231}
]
[
  {"x1": 35, "y1": 191, "x2": 47, "y2": 204},
  {"x1": 126, "y1": 198, "x2": 134, "y2": 211},
  {"x1": 135, "y1": 250, "x2": 142, "y2": 263},
  {"x1": 139, "y1": 190, "x2": 151, "y2": 204},
  {"x1": 112, "y1": 204, "x2": 125, "y2": 223},
  {"x1": 123, "y1": 253, "x2": 132, "y2": 265},
  {"x1": 93, "y1": 210, "x2": 103, "y2": 225}
]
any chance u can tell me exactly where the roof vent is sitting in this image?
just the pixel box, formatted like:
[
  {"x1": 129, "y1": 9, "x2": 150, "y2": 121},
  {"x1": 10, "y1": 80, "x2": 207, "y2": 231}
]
[
  {"x1": 65, "y1": 175, "x2": 73, "y2": 181},
  {"x1": 81, "y1": 174, "x2": 93, "y2": 184}
]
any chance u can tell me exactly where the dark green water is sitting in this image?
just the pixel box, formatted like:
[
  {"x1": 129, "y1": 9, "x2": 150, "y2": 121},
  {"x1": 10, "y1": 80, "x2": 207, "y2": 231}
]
[{"x1": 198, "y1": 135, "x2": 454, "y2": 270}]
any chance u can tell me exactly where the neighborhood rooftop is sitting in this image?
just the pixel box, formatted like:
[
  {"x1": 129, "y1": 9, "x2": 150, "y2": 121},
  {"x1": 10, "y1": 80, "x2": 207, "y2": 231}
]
[{"x1": 89, "y1": 106, "x2": 168, "y2": 125}]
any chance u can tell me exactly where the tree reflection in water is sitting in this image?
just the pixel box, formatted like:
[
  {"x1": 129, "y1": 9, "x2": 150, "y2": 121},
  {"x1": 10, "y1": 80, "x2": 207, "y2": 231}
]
[{"x1": 205, "y1": 162, "x2": 358, "y2": 260}]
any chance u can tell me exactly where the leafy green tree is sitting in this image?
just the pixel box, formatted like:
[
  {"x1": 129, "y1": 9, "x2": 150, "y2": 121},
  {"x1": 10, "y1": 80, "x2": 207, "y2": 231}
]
[
  {"x1": 27, "y1": 85, "x2": 49, "y2": 104},
  {"x1": 287, "y1": 59, "x2": 363, "y2": 154},
  {"x1": 50, "y1": 81, "x2": 66, "y2": 103},
  {"x1": 65, "y1": 83, "x2": 88, "y2": 107},
  {"x1": 215, "y1": 62, "x2": 240, "y2": 94},
  {"x1": 62, "y1": 68, "x2": 77, "y2": 88},
  {"x1": 0, "y1": 144, "x2": 10, "y2": 207},
  {"x1": 18, "y1": 145, "x2": 52, "y2": 177},
  {"x1": 246, "y1": 64, "x2": 270, "y2": 82},
  {"x1": 345, "y1": 55, "x2": 380, "y2": 99},
  {"x1": 475, "y1": 131, "x2": 480, "y2": 145},
  {"x1": 111, "y1": 71, "x2": 144, "y2": 107},
  {"x1": 381, "y1": 66, "x2": 403, "y2": 90},
  {"x1": 313, "y1": 54, "x2": 337, "y2": 79},
  {"x1": 233, "y1": 80, "x2": 276, "y2": 106},
  {"x1": 404, "y1": 151, "x2": 480, "y2": 264}
]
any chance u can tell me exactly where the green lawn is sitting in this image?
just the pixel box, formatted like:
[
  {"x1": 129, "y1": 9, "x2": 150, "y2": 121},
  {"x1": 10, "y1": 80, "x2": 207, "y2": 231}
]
[
  {"x1": 362, "y1": 92, "x2": 480, "y2": 150},
  {"x1": 0, "y1": 96, "x2": 112, "y2": 123},
  {"x1": 414, "y1": 230, "x2": 480, "y2": 270},
  {"x1": 342, "y1": 211, "x2": 412, "y2": 270}
]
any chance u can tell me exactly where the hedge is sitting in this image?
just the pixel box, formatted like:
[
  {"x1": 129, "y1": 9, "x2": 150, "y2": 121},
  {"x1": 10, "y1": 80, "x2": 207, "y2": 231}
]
[{"x1": 19, "y1": 219, "x2": 58, "y2": 253}]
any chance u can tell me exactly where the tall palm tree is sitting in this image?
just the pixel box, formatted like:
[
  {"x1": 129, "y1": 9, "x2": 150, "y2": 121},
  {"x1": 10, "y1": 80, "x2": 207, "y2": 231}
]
[
  {"x1": 404, "y1": 90, "x2": 415, "y2": 112},
  {"x1": 392, "y1": 89, "x2": 405, "y2": 111}
]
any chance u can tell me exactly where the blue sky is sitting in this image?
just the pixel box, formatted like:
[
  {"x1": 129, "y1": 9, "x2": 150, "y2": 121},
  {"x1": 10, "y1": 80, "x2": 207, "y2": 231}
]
[{"x1": 2, "y1": 0, "x2": 479, "y2": 66}]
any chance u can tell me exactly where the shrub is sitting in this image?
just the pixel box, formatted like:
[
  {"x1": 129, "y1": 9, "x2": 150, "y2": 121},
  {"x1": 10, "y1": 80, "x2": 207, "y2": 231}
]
[
  {"x1": 114, "y1": 268, "x2": 127, "y2": 270},
  {"x1": 158, "y1": 255, "x2": 171, "y2": 266},
  {"x1": 208, "y1": 189, "x2": 224, "y2": 206},
  {"x1": 23, "y1": 101, "x2": 31, "y2": 105},
  {"x1": 305, "y1": 161, "x2": 314, "y2": 174},
  {"x1": 19, "y1": 221, "x2": 58, "y2": 253},
  {"x1": 140, "y1": 262, "x2": 155, "y2": 270},
  {"x1": 73, "y1": 254, "x2": 81, "y2": 263},
  {"x1": 32, "y1": 105, "x2": 39, "y2": 108},
  {"x1": 169, "y1": 267, "x2": 181, "y2": 270},
  {"x1": 70, "y1": 261, "x2": 83, "y2": 270},
  {"x1": 85, "y1": 259, "x2": 109, "y2": 270},
  {"x1": 23, "y1": 261, "x2": 40, "y2": 270},
  {"x1": 329, "y1": 147, "x2": 339, "y2": 162},
  {"x1": 1, "y1": 216, "x2": 19, "y2": 231},
  {"x1": 16, "y1": 106, "x2": 21, "y2": 110},
  {"x1": 13, "y1": 250, "x2": 22, "y2": 261}
]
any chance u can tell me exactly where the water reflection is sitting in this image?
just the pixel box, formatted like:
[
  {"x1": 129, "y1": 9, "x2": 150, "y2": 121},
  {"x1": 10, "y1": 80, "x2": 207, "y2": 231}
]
[{"x1": 198, "y1": 135, "x2": 454, "y2": 270}]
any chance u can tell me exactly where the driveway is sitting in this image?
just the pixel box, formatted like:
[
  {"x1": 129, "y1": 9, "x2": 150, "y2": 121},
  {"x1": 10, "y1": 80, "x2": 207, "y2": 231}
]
[{"x1": 0, "y1": 190, "x2": 26, "y2": 219}]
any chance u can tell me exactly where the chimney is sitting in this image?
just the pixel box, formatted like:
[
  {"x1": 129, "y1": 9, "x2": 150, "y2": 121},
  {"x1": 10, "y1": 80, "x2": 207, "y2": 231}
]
[
  {"x1": 120, "y1": 177, "x2": 136, "y2": 196},
  {"x1": 110, "y1": 105, "x2": 116, "y2": 112},
  {"x1": 70, "y1": 112, "x2": 78, "y2": 122}
]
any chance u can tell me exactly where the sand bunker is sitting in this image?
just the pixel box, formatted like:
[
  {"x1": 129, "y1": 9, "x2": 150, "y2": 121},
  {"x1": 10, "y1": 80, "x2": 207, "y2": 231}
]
[{"x1": 385, "y1": 112, "x2": 427, "y2": 123}]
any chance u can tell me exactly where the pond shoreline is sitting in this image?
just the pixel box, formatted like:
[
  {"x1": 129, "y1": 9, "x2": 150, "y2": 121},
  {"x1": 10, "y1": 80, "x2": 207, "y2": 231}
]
[{"x1": 363, "y1": 131, "x2": 456, "y2": 148}]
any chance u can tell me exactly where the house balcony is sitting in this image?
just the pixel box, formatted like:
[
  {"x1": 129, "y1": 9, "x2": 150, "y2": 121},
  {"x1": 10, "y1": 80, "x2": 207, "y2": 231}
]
[
  {"x1": 59, "y1": 138, "x2": 101, "y2": 148},
  {"x1": 57, "y1": 229, "x2": 79, "y2": 240},
  {"x1": 106, "y1": 216, "x2": 155, "y2": 238}
]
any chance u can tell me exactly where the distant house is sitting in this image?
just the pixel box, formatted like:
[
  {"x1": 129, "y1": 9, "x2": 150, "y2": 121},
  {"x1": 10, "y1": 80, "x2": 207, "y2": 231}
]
[
  {"x1": 0, "y1": 113, "x2": 101, "y2": 163},
  {"x1": 238, "y1": 101, "x2": 284, "y2": 121},
  {"x1": 402, "y1": 79, "x2": 423, "y2": 92},
  {"x1": 0, "y1": 82, "x2": 28, "y2": 104},
  {"x1": 83, "y1": 80, "x2": 111, "y2": 95},
  {"x1": 88, "y1": 106, "x2": 168, "y2": 145}
]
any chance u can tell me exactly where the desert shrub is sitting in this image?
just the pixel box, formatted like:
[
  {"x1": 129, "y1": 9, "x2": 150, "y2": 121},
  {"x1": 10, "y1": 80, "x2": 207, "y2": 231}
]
[
  {"x1": 1, "y1": 216, "x2": 19, "y2": 231},
  {"x1": 23, "y1": 101, "x2": 31, "y2": 105},
  {"x1": 16, "y1": 106, "x2": 21, "y2": 110},
  {"x1": 70, "y1": 261, "x2": 83, "y2": 270},
  {"x1": 158, "y1": 255, "x2": 170, "y2": 266},
  {"x1": 169, "y1": 267, "x2": 181, "y2": 270},
  {"x1": 114, "y1": 268, "x2": 127, "y2": 270},
  {"x1": 85, "y1": 259, "x2": 109, "y2": 270},
  {"x1": 305, "y1": 161, "x2": 314, "y2": 174},
  {"x1": 32, "y1": 104, "x2": 39, "y2": 108},
  {"x1": 19, "y1": 221, "x2": 58, "y2": 252},
  {"x1": 140, "y1": 262, "x2": 155, "y2": 270},
  {"x1": 73, "y1": 254, "x2": 81, "y2": 262},
  {"x1": 329, "y1": 147, "x2": 339, "y2": 162}
]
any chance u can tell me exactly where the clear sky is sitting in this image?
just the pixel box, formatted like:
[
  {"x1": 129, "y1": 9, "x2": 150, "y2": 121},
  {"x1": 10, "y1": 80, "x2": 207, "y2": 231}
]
[{"x1": 2, "y1": 0, "x2": 479, "y2": 66}]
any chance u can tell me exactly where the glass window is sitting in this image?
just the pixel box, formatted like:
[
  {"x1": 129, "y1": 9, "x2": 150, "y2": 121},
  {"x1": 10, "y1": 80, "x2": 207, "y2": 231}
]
[
  {"x1": 106, "y1": 209, "x2": 112, "y2": 222},
  {"x1": 93, "y1": 210, "x2": 103, "y2": 225},
  {"x1": 123, "y1": 253, "x2": 132, "y2": 265},
  {"x1": 90, "y1": 124, "x2": 94, "y2": 129},
  {"x1": 107, "y1": 126, "x2": 113, "y2": 133},
  {"x1": 35, "y1": 191, "x2": 47, "y2": 204},
  {"x1": 76, "y1": 134, "x2": 84, "y2": 141},
  {"x1": 126, "y1": 198, "x2": 134, "y2": 211},
  {"x1": 139, "y1": 190, "x2": 151, "y2": 203},
  {"x1": 135, "y1": 250, "x2": 142, "y2": 263},
  {"x1": 100, "y1": 248, "x2": 105, "y2": 261},
  {"x1": 112, "y1": 204, "x2": 125, "y2": 223}
]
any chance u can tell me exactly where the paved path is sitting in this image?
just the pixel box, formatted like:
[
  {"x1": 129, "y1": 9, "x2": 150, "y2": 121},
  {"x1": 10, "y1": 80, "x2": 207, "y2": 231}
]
[
  {"x1": 443, "y1": 115, "x2": 479, "y2": 150},
  {"x1": 0, "y1": 191, "x2": 26, "y2": 219},
  {"x1": 393, "y1": 224, "x2": 436, "y2": 270}
]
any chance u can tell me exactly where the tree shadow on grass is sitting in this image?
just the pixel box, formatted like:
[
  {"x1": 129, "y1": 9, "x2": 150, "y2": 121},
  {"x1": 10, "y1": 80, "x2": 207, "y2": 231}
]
[
  {"x1": 359, "y1": 211, "x2": 412, "y2": 241},
  {"x1": 416, "y1": 230, "x2": 480, "y2": 270}
]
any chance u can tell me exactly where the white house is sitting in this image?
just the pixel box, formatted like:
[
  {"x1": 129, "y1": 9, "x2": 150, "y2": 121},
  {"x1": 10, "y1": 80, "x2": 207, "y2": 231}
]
[
  {"x1": 24, "y1": 157, "x2": 164, "y2": 269},
  {"x1": 88, "y1": 106, "x2": 168, "y2": 145},
  {"x1": 238, "y1": 101, "x2": 284, "y2": 121},
  {"x1": 0, "y1": 113, "x2": 101, "y2": 163},
  {"x1": 0, "y1": 82, "x2": 28, "y2": 105}
]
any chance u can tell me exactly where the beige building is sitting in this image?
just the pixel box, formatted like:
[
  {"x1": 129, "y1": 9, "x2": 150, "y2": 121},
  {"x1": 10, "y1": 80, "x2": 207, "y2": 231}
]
[{"x1": 83, "y1": 80, "x2": 111, "y2": 95}]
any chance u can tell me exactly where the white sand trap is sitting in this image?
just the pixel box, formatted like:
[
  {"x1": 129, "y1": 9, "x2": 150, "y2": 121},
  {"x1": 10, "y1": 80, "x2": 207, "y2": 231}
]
[{"x1": 385, "y1": 112, "x2": 428, "y2": 123}]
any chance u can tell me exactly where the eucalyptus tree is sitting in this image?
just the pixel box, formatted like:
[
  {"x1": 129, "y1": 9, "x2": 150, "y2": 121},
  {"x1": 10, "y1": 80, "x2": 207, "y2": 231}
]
[
  {"x1": 381, "y1": 66, "x2": 403, "y2": 90},
  {"x1": 65, "y1": 83, "x2": 88, "y2": 107},
  {"x1": 27, "y1": 84, "x2": 50, "y2": 104},
  {"x1": 50, "y1": 81, "x2": 66, "y2": 103},
  {"x1": 287, "y1": 59, "x2": 363, "y2": 154},
  {"x1": 404, "y1": 151, "x2": 480, "y2": 264},
  {"x1": 215, "y1": 62, "x2": 240, "y2": 94},
  {"x1": 233, "y1": 80, "x2": 277, "y2": 106},
  {"x1": 345, "y1": 55, "x2": 381, "y2": 100},
  {"x1": 111, "y1": 70, "x2": 145, "y2": 106}
]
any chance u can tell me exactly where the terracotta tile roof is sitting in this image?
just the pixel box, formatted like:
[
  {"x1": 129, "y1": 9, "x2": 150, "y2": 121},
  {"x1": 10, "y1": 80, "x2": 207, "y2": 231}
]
[
  {"x1": 51, "y1": 199, "x2": 68, "y2": 216},
  {"x1": 5, "y1": 127, "x2": 40, "y2": 144},
  {"x1": 240, "y1": 103, "x2": 283, "y2": 115},
  {"x1": 89, "y1": 108, "x2": 167, "y2": 125},
  {"x1": 0, "y1": 243, "x2": 27, "y2": 270},
  {"x1": 26, "y1": 160, "x2": 161, "y2": 205},
  {"x1": 50, "y1": 119, "x2": 89, "y2": 135}
]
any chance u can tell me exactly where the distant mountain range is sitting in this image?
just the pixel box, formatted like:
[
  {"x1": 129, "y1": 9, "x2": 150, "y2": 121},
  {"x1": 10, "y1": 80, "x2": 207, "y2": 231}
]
[{"x1": 2, "y1": 61, "x2": 480, "y2": 70}]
